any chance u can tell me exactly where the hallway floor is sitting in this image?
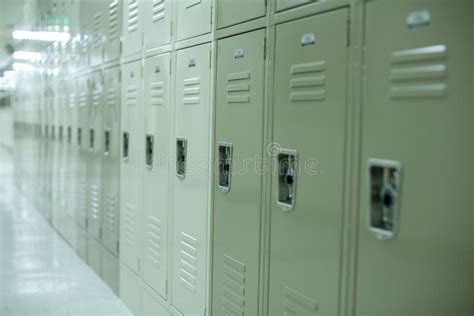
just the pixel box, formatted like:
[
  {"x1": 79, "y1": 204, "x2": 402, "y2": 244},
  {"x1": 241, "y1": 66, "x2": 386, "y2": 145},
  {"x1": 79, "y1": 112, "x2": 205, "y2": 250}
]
[{"x1": 0, "y1": 147, "x2": 131, "y2": 316}]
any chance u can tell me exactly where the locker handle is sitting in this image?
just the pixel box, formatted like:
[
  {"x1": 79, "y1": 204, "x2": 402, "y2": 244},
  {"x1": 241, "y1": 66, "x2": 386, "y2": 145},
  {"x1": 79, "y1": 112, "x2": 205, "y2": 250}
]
[
  {"x1": 122, "y1": 132, "x2": 129, "y2": 162},
  {"x1": 89, "y1": 129, "x2": 95, "y2": 152},
  {"x1": 145, "y1": 134, "x2": 154, "y2": 169},
  {"x1": 217, "y1": 142, "x2": 233, "y2": 193},
  {"x1": 276, "y1": 148, "x2": 298, "y2": 212},
  {"x1": 104, "y1": 129, "x2": 110, "y2": 156},
  {"x1": 176, "y1": 138, "x2": 187, "y2": 178},
  {"x1": 368, "y1": 159, "x2": 402, "y2": 240}
]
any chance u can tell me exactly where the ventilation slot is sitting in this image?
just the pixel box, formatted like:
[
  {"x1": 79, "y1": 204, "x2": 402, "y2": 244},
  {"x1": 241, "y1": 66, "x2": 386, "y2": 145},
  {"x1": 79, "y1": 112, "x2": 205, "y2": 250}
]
[
  {"x1": 90, "y1": 185, "x2": 100, "y2": 220},
  {"x1": 126, "y1": 85, "x2": 138, "y2": 106},
  {"x1": 152, "y1": 0, "x2": 166, "y2": 22},
  {"x1": 79, "y1": 91, "x2": 87, "y2": 107},
  {"x1": 390, "y1": 44, "x2": 447, "y2": 99},
  {"x1": 128, "y1": 0, "x2": 139, "y2": 33},
  {"x1": 226, "y1": 71, "x2": 251, "y2": 104},
  {"x1": 179, "y1": 232, "x2": 198, "y2": 293},
  {"x1": 289, "y1": 61, "x2": 326, "y2": 102},
  {"x1": 147, "y1": 217, "x2": 161, "y2": 268},
  {"x1": 284, "y1": 287, "x2": 318, "y2": 316},
  {"x1": 123, "y1": 203, "x2": 137, "y2": 247},
  {"x1": 183, "y1": 77, "x2": 200, "y2": 105},
  {"x1": 104, "y1": 193, "x2": 117, "y2": 233},
  {"x1": 150, "y1": 82, "x2": 164, "y2": 106},
  {"x1": 109, "y1": 0, "x2": 119, "y2": 40},
  {"x1": 93, "y1": 13, "x2": 102, "y2": 48},
  {"x1": 107, "y1": 88, "x2": 117, "y2": 107},
  {"x1": 222, "y1": 255, "x2": 246, "y2": 316},
  {"x1": 92, "y1": 90, "x2": 100, "y2": 107}
]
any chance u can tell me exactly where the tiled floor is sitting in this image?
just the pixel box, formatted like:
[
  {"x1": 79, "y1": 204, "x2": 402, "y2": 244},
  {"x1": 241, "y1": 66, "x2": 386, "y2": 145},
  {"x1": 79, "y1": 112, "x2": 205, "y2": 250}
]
[{"x1": 0, "y1": 147, "x2": 131, "y2": 316}]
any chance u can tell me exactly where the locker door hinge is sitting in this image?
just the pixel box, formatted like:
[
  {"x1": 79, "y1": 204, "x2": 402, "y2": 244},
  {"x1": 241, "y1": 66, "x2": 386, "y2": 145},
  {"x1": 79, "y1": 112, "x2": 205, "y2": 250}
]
[
  {"x1": 263, "y1": 37, "x2": 267, "y2": 60},
  {"x1": 209, "y1": 50, "x2": 212, "y2": 68},
  {"x1": 346, "y1": 17, "x2": 351, "y2": 47},
  {"x1": 210, "y1": 5, "x2": 213, "y2": 26}
]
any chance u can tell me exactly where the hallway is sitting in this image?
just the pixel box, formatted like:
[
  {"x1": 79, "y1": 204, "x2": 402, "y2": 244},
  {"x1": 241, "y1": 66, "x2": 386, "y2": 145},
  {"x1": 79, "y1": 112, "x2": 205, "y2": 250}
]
[{"x1": 0, "y1": 147, "x2": 131, "y2": 316}]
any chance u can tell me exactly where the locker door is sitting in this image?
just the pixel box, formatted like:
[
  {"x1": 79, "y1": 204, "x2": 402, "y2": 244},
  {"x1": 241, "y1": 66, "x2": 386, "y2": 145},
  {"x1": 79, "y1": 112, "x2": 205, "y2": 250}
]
[
  {"x1": 212, "y1": 29, "x2": 266, "y2": 316},
  {"x1": 143, "y1": 0, "x2": 172, "y2": 50},
  {"x1": 123, "y1": 0, "x2": 143, "y2": 57},
  {"x1": 276, "y1": 0, "x2": 311, "y2": 12},
  {"x1": 102, "y1": 66, "x2": 121, "y2": 256},
  {"x1": 120, "y1": 264, "x2": 143, "y2": 315},
  {"x1": 88, "y1": 236, "x2": 102, "y2": 276},
  {"x1": 88, "y1": 71, "x2": 104, "y2": 241},
  {"x1": 102, "y1": 247, "x2": 120, "y2": 294},
  {"x1": 67, "y1": 83, "x2": 78, "y2": 250},
  {"x1": 105, "y1": 0, "x2": 122, "y2": 62},
  {"x1": 77, "y1": 77, "x2": 90, "y2": 230},
  {"x1": 356, "y1": 2, "x2": 474, "y2": 315},
  {"x1": 269, "y1": 9, "x2": 349, "y2": 315},
  {"x1": 120, "y1": 60, "x2": 143, "y2": 275},
  {"x1": 217, "y1": 0, "x2": 266, "y2": 29},
  {"x1": 90, "y1": 0, "x2": 106, "y2": 66},
  {"x1": 172, "y1": 43, "x2": 211, "y2": 315},
  {"x1": 143, "y1": 287, "x2": 168, "y2": 315},
  {"x1": 176, "y1": 0, "x2": 211, "y2": 41},
  {"x1": 142, "y1": 53, "x2": 171, "y2": 298}
]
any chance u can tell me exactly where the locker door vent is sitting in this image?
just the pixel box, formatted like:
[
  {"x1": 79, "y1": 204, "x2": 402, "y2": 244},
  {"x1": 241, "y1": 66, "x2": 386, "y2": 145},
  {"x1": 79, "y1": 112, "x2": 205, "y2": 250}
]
[
  {"x1": 90, "y1": 185, "x2": 100, "y2": 221},
  {"x1": 226, "y1": 71, "x2": 251, "y2": 104},
  {"x1": 152, "y1": 0, "x2": 166, "y2": 22},
  {"x1": 124, "y1": 203, "x2": 138, "y2": 247},
  {"x1": 109, "y1": 0, "x2": 119, "y2": 40},
  {"x1": 128, "y1": 0, "x2": 139, "y2": 33},
  {"x1": 222, "y1": 255, "x2": 246, "y2": 315},
  {"x1": 179, "y1": 232, "x2": 198, "y2": 293},
  {"x1": 289, "y1": 61, "x2": 326, "y2": 102},
  {"x1": 126, "y1": 85, "x2": 138, "y2": 106},
  {"x1": 284, "y1": 286, "x2": 318, "y2": 315},
  {"x1": 104, "y1": 193, "x2": 117, "y2": 234},
  {"x1": 183, "y1": 77, "x2": 201, "y2": 105},
  {"x1": 390, "y1": 44, "x2": 447, "y2": 99},
  {"x1": 92, "y1": 89, "x2": 100, "y2": 107},
  {"x1": 69, "y1": 93, "x2": 76, "y2": 108},
  {"x1": 151, "y1": 82, "x2": 164, "y2": 106},
  {"x1": 93, "y1": 12, "x2": 102, "y2": 48},
  {"x1": 146, "y1": 216, "x2": 162, "y2": 268}
]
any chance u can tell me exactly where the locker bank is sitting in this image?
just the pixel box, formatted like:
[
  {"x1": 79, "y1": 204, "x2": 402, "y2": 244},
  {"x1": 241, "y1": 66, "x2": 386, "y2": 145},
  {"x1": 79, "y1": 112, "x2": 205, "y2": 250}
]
[{"x1": 1, "y1": 0, "x2": 473, "y2": 315}]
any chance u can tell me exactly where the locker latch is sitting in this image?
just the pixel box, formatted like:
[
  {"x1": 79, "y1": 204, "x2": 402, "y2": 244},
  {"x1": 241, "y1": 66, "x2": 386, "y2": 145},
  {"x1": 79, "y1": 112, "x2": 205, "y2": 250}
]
[
  {"x1": 146, "y1": 134, "x2": 154, "y2": 169},
  {"x1": 217, "y1": 142, "x2": 233, "y2": 193},
  {"x1": 123, "y1": 132, "x2": 129, "y2": 162},
  {"x1": 277, "y1": 149, "x2": 298, "y2": 211},
  {"x1": 89, "y1": 129, "x2": 95, "y2": 152},
  {"x1": 104, "y1": 129, "x2": 110, "y2": 156},
  {"x1": 176, "y1": 138, "x2": 187, "y2": 178},
  {"x1": 368, "y1": 159, "x2": 402, "y2": 240},
  {"x1": 77, "y1": 127, "x2": 82, "y2": 147},
  {"x1": 67, "y1": 126, "x2": 72, "y2": 144}
]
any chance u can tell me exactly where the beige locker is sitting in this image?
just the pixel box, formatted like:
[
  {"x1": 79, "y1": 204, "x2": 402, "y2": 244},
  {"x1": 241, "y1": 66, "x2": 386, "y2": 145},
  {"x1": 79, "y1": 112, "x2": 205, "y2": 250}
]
[
  {"x1": 87, "y1": 235, "x2": 102, "y2": 276},
  {"x1": 102, "y1": 66, "x2": 121, "y2": 256},
  {"x1": 120, "y1": 264, "x2": 143, "y2": 315},
  {"x1": 355, "y1": 1, "x2": 474, "y2": 315},
  {"x1": 123, "y1": 0, "x2": 143, "y2": 57},
  {"x1": 216, "y1": 0, "x2": 266, "y2": 29},
  {"x1": 90, "y1": 0, "x2": 106, "y2": 66},
  {"x1": 66, "y1": 82, "x2": 78, "y2": 250},
  {"x1": 141, "y1": 53, "x2": 171, "y2": 298},
  {"x1": 105, "y1": 0, "x2": 123, "y2": 62},
  {"x1": 143, "y1": 0, "x2": 172, "y2": 50},
  {"x1": 212, "y1": 29, "x2": 266, "y2": 316},
  {"x1": 276, "y1": 0, "x2": 312, "y2": 12},
  {"x1": 176, "y1": 0, "x2": 212, "y2": 41},
  {"x1": 120, "y1": 60, "x2": 143, "y2": 275},
  {"x1": 102, "y1": 247, "x2": 120, "y2": 295},
  {"x1": 172, "y1": 43, "x2": 212, "y2": 315},
  {"x1": 142, "y1": 286, "x2": 168, "y2": 316},
  {"x1": 269, "y1": 9, "x2": 349, "y2": 315}
]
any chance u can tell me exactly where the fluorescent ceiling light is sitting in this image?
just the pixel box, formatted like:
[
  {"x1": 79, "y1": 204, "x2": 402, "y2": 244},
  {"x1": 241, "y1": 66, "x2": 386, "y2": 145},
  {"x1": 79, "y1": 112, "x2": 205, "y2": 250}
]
[
  {"x1": 12, "y1": 30, "x2": 70, "y2": 43},
  {"x1": 13, "y1": 51, "x2": 42, "y2": 61},
  {"x1": 13, "y1": 62, "x2": 35, "y2": 72}
]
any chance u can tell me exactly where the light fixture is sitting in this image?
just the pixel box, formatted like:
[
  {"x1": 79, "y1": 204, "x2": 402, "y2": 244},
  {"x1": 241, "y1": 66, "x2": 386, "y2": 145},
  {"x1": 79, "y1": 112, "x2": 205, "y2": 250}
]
[
  {"x1": 13, "y1": 62, "x2": 35, "y2": 72},
  {"x1": 13, "y1": 51, "x2": 42, "y2": 61},
  {"x1": 12, "y1": 30, "x2": 70, "y2": 43}
]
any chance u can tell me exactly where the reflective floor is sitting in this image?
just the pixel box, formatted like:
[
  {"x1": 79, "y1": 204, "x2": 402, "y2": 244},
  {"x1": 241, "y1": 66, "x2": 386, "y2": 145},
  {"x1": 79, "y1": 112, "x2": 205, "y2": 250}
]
[{"x1": 0, "y1": 147, "x2": 131, "y2": 316}]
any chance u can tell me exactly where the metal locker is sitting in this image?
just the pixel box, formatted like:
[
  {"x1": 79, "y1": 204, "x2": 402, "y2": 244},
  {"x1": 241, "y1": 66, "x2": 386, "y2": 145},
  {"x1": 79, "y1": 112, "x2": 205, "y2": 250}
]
[
  {"x1": 212, "y1": 29, "x2": 266, "y2": 316},
  {"x1": 172, "y1": 43, "x2": 212, "y2": 315},
  {"x1": 120, "y1": 264, "x2": 143, "y2": 315},
  {"x1": 216, "y1": 0, "x2": 266, "y2": 29},
  {"x1": 176, "y1": 0, "x2": 212, "y2": 41},
  {"x1": 143, "y1": 0, "x2": 172, "y2": 50},
  {"x1": 105, "y1": 0, "x2": 123, "y2": 62},
  {"x1": 142, "y1": 286, "x2": 168, "y2": 315},
  {"x1": 90, "y1": 0, "x2": 107, "y2": 66},
  {"x1": 88, "y1": 71, "x2": 104, "y2": 242},
  {"x1": 102, "y1": 247, "x2": 120, "y2": 294},
  {"x1": 66, "y1": 81, "x2": 78, "y2": 250},
  {"x1": 269, "y1": 9, "x2": 349, "y2": 315},
  {"x1": 141, "y1": 53, "x2": 171, "y2": 298},
  {"x1": 123, "y1": 0, "x2": 143, "y2": 57},
  {"x1": 276, "y1": 0, "x2": 312, "y2": 12},
  {"x1": 87, "y1": 236, "x2": 102, "y2": 276},
  {"x1": 120, "y1": 60, "x2": 143, "y2": 275},
  {"x1": 102, "y1": 66, "x2": 121, "y2": 257},
  {"x1": 355, "y1": 1, "x2": 474, "y2": 314},
  {"x1": 78, "y1": 0, "x2": 93, "y2": 69}
]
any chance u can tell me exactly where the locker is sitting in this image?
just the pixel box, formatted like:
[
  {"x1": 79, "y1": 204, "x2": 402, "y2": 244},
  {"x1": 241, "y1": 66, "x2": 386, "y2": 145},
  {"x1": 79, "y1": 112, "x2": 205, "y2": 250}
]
[
  {"x1": 78, "y1": 1, "x2": 93, "y2": 69},
  {"x1": 66, "y1": 82, "x2": 78, "y2": 250},
  {"x1": 87, "y1": 235, "x2": 102, "y2": 276},
  {"x1": 269, "y1": 9, "x2": 349, "y2": 315},
  {"x1": 102, "y1": 66, "x2": 121, "y2": 256},
  {"x1": 172, "y1": 43, "x2": 212, "y2": 315},
  {"x1": 76, "y1": 225, "x2": 88, "y2": 261},
  {"x1": 102, "y1": 247, "x2": 120, "y2": 295},
  {"x1": 141, "y1": 53, "x2": 171, "y2": 298},
  {"x1": 355, "y1": 1, "x2": 474, "y2": 315},
  {"x1": 276, "y1": 0, "x2": 312, "y2": 12},
  {"x1": 120, "y1": 264, "x2": 143, "y2": 315},
  {"x1": 87, "y1": 71, "x2": 104, "y2": 241},
  {"x1": 123, "y1": 0, "x2": 143, "y2": 57},
  {"x1": 216, "y1": 0, "x2": 266, "y2": 29},
  {"x1": 90, "y1": 0, "x2": 107, "y2": 66},
  {"x1": 120, "y1": 60, "x2": 143, "y2": 274},
  {"x1": 143, "y1": 0, "x2": 172, "y2": 50},
  {"x1": 105, "y1": 0, "x2": 123, "y2": 62},
  {"x1": 212, "y1": 29, "x2": 266, "y2": 316},
  {"x1": 142, "y1": 286, "x2": 168, "y2": 316},
  {"x1": 176, "y1": 0, "x2": 211, "y2": 41}
]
